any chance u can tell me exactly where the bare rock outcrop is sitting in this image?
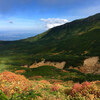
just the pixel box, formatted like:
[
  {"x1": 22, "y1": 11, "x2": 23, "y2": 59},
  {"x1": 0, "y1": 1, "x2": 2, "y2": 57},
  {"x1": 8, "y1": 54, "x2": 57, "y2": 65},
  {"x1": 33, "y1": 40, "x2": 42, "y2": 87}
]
[
  {"x1": 68, "y1": 57, "x2": 100, "y2": 74},
  {"x1": 21, "y1": 56, "x2": 100, "y2": 74},
  {"x1": 29, "y1": 60, "x2": 66, "y2": 69},
  {"x1": 79, "y1": 57, "x2": 100, "y2": 74}
]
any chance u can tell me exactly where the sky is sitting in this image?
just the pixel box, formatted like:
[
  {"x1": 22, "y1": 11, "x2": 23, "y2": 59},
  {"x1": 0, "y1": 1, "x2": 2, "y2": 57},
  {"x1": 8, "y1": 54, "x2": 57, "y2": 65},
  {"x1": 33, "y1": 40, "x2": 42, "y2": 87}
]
[{"x1": 0, "y1": 0, "x2": 100, "y2": 40}]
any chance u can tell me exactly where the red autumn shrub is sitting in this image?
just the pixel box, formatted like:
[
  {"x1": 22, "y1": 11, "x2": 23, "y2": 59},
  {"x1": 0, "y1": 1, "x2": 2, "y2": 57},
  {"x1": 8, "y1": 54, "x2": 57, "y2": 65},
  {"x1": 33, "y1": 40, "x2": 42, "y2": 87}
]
[
  {"x1": 0, "y1": 71, "x2": 28, "y2": 82},
  {"x1": 71, "y1": 82, "x2": 91, "y2": 95},
  {"x1": 70, "y1": 81, "x2": 99, "y2": 98},
  {"x1": 81, "y1": 81, "x2": 91, "y2": 88},
  {"x1": 39, "y1": 80, "x2": 50, "y2": 84},
  {"x1": 0, "y1": 71, "x2": 32, "y2": 96},
  {"x1": 15, "y1": 70, "x2": 26, "y2": 74},
  {"x1": 71, "y1": 83, "x2": 82, "y2": 94},
  {"x1": 51, "y1": 85, "x2": 60, "y2": 92}
]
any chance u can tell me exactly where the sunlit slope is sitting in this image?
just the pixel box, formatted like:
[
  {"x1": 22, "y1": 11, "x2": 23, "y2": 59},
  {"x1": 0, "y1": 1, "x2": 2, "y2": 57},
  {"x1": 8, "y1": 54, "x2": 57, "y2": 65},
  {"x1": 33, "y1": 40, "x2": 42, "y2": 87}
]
[{"x1": 0, "y1": 13, "x2": 100, "y2": 67}]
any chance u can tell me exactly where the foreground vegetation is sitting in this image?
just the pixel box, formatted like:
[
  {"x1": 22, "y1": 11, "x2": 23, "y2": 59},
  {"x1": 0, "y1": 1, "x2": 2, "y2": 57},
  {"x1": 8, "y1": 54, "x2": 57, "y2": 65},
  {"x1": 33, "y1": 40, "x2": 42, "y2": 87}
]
[
  {"x1": 0, "y1": 65, "x2": 100, "y2": 100},
  {"x1": 0, "y1": 13, "x2": 100, "y2": 99},
  {"x1": 0, "y1": 71, "x2": 100, "y2": 100},
  {"x1": 0, "y1": 65, "x2": 100, "y2": 83}
]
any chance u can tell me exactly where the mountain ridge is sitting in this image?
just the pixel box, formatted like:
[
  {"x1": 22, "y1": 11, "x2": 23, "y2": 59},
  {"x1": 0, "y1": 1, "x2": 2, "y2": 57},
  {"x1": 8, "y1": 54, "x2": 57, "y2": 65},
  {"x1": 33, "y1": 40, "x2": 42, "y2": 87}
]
[
  {"x1": 0, "y1": 13, "x2": 100, "y2": 68},
  {"x1": 24, "y1": 13, "x2": 100, "y2": 42}
]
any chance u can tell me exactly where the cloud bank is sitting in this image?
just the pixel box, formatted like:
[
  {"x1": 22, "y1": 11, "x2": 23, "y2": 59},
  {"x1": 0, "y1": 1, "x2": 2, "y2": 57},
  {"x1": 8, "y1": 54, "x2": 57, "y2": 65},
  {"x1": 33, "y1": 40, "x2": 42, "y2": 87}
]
[{"x1": 41, "y1": 18, "x2": 69, "y2": 29}]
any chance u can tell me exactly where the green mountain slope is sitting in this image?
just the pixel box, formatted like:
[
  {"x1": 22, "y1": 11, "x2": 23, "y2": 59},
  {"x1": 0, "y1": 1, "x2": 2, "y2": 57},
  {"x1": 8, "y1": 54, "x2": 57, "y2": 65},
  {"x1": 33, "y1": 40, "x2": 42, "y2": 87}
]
[
  {"x1": 0, "y1": 13, "x2": 100, "y2": 67},
  {"x1": 25, "y1": 13, "x2": 100, "y2": 42}
]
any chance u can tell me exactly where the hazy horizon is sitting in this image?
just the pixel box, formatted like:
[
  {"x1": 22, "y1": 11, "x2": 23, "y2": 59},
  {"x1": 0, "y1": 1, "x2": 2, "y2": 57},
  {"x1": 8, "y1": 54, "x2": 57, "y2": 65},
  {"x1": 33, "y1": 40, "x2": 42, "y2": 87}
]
[
  {"x1": 0, "y1": 0, "x2": 100, "y2": 40},
  {"x1": 0, "y1": 29, "x2": 45, "y2": 41}
]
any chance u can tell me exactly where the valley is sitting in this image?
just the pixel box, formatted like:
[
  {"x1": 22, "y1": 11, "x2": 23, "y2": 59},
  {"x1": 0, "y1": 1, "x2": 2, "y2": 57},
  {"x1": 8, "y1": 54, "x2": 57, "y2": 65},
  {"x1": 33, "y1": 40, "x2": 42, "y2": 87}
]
[{"x1": 0, "y1": 13, "x2": 100, "y2": 100}]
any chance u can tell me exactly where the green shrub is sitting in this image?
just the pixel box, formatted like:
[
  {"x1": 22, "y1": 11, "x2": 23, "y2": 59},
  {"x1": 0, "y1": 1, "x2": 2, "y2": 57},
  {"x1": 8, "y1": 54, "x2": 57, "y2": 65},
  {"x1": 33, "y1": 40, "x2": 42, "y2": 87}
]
[{"x1": 0, "y1": 90, "x2": 8, "y2": 100}]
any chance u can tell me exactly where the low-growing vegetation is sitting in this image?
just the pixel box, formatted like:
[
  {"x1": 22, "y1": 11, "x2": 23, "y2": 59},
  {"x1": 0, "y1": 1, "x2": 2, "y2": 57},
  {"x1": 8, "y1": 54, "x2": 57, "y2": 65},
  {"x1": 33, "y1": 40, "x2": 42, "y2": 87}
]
[
  {"x1": 0, "y1": 71, "x2": 100, "y2": 100},
  {"x1": 0, "y1": 11, "x2": 100, "y2": 100},
  {"x1": 0, "y1": 65, "x2": 100, "y2": 100}
]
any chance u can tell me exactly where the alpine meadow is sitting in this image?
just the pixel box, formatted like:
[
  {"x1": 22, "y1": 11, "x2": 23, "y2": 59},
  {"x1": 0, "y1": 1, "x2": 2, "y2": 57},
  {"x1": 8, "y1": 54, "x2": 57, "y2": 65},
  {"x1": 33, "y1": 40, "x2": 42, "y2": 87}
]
[{"x1": 0, "y1": 0, "x2": 100, "y2": 99}]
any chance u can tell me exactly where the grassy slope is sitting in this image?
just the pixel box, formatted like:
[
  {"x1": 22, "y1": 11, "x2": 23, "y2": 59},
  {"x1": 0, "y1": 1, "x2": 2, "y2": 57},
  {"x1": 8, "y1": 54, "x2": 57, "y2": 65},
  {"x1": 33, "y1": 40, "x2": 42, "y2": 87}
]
[
  {"x1": 0, "y1": 13, "x2": 100, "y2": 100},
  {"x1": 0, "y1": 64, "x2": 100, "y2": 83},
  {"x1": 0, "y1": 28, "x2": 99, "y2": 67},
  {"x1": 0, "y1": 67, "x2": 100, "y2": 100},
  {"x1": 0, "y1": 13, "x2": 100, "y2": 68}
]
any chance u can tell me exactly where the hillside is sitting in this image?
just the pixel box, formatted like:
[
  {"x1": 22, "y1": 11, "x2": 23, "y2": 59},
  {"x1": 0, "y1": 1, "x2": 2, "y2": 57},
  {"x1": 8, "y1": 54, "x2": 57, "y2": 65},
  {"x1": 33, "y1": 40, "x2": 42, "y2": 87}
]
[
  {"x1": 0, "y1": 13, "x2": 100, "y2": 68},
  {"x1": 0, "y1": 69, "x2": 100, "y2": 100},
  {"x1": 0, "y1": 13, "x2": 100, "y2": 100}
]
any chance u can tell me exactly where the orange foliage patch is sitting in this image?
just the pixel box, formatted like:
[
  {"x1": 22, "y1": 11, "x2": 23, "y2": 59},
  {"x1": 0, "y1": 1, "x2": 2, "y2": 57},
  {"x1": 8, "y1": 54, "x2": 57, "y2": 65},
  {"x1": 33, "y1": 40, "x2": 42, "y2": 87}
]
[
  {"x1": 29, "y1": 76, "x2": 43, "y2": 80},
  {"x1": 0, "y1": 71, "x2": 28, "y2": 82},
  {"x1": 0, "y1": 71, "x2": 32, "y2": 96},
  {"x1": 70, "y1": 81, "x2": 100, "y2": 98},
  {"x1": 51, "y1": 84, "x2": 60, "y2": 92},
  {"x1": 39, "y1": 80, "x2": 50, "y2": 84},
  {"x1": 15, "y1": 70, "x2": 26, "y2": 74}
]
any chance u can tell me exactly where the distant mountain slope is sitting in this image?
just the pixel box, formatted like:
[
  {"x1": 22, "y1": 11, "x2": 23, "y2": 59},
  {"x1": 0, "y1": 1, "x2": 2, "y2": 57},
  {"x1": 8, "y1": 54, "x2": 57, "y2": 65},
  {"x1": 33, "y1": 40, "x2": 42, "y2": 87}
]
[
  {"x1": 25, "y1": 13, "x2": 100, "y2": 42},
  {"x1": 0, "y1": 13, "x2": 100, "y2": 67}
]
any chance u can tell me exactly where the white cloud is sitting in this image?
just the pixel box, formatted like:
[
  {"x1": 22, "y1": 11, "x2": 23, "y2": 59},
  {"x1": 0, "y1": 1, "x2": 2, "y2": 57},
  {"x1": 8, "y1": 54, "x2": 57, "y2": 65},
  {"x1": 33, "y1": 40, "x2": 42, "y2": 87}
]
[{"x1": 40, "y1": 18, "x2": 69, "y2": 29}]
